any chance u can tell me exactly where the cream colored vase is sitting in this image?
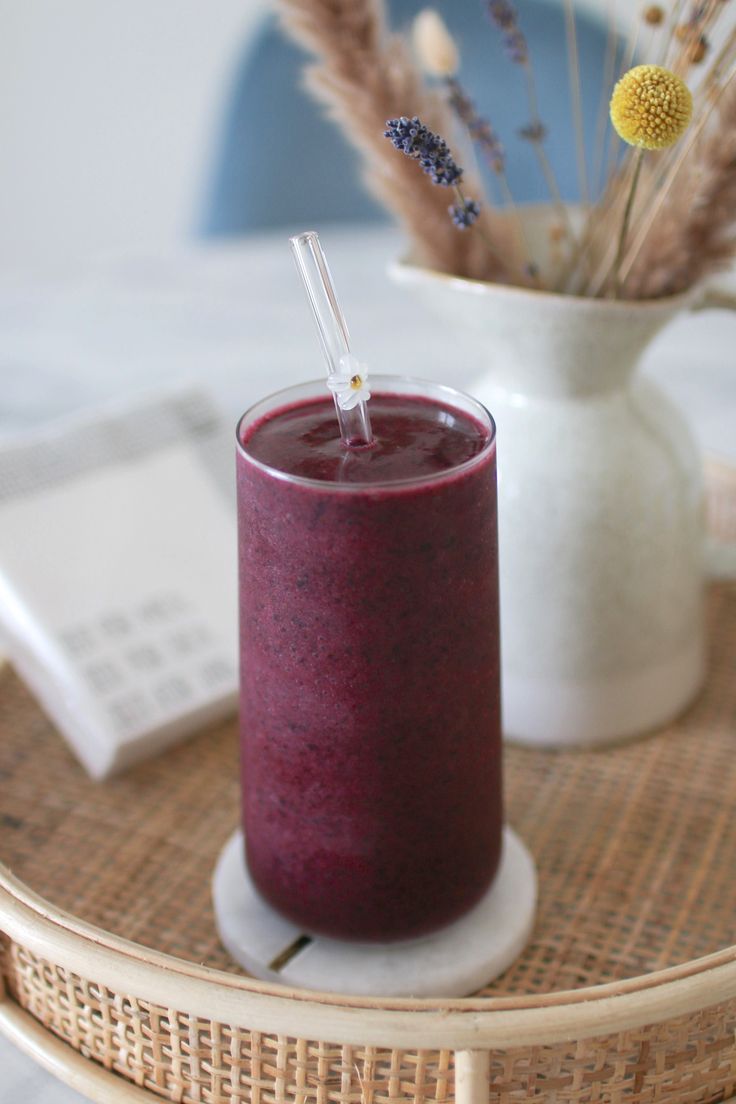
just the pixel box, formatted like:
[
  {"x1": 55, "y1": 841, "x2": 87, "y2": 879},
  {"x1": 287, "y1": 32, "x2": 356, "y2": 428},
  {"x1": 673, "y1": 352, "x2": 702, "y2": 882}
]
[{"x1": 391, "y1": 261, "x2": 708, "y2": 747}]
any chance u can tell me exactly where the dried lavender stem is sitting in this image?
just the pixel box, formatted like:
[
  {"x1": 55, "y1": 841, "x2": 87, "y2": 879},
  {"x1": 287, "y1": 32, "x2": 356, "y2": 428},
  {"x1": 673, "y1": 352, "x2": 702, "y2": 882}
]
[
  {"x1": 555, "y1": 170, "x2": 620, "y2": 292},
  {"x1": 443, "y1": 76, "x2": 533, "y2": 280},
  {"x1": 581, "y1": 152, "x2": 644, "y2": 296},
  {"x1": 623, "y1": 25, "x2": 640, "y2": 70},
  {"x1": 610, "y1": 147, "x2": 644, "y2": 296},
  {"x1": 592, "y1": 5, "x2": 621, "y2": 199},
  {"x1": 600, "y1": 20, "x2": 645, "y2": 192},
  {"x1": 454, "y1": 182, "x2": 512, "y2": 276},
  {"x1": 702, "y1": 28, "x2": 736, "y2": 91},
  {"x1": 658, "y1": 0, "x2": 684, "y2": 66},
  {"x1": 562, "y1": 148, "x2": 634, "y2": 293},
  {"x1": 496, "y1": 174, "x2": 539, "y2": 283},
  {"x1": 560, "y1": 160, "x2": 635, "y2": 294},
  {"x1": 564, "y1": 0, "x2": 589, "y2": 206},
  {"x1": 523, "y1": 63, "x2": 577, "y2": 242},
  {"x1": 555, "y1": 190, "x2": 614, "y2": 293}
]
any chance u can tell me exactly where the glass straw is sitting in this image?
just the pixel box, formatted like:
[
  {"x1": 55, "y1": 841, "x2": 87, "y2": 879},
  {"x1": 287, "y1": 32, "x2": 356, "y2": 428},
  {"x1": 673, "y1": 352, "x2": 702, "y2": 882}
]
[{"x1": 289, "y1": 231, "x2": 374, "y2": 448}]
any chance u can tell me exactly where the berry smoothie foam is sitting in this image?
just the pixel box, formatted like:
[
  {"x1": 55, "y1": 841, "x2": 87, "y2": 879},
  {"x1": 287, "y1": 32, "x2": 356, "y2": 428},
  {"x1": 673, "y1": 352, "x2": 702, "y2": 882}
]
[{"x1": 236, "y1": 379, "x2": 502, "y2": 941}]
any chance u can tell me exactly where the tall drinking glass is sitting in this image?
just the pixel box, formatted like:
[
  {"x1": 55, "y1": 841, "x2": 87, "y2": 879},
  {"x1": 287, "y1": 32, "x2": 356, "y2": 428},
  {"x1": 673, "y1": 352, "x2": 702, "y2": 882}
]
[{"x1": 236, "y1": 376, "x2": 501, "y2": 941}]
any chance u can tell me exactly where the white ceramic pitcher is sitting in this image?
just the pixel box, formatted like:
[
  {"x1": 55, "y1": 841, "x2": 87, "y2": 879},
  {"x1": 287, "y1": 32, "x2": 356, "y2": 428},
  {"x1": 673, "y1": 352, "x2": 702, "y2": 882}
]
[{"x1": 390, "y1": 254, "x2": 733, "y2": 747}]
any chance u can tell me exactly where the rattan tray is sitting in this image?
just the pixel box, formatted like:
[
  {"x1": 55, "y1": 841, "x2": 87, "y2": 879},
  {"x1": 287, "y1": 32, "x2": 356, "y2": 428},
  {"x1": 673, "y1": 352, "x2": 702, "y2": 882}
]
[{"x1": 0, "y1": 570, "x2": 735, "y2": 1104}]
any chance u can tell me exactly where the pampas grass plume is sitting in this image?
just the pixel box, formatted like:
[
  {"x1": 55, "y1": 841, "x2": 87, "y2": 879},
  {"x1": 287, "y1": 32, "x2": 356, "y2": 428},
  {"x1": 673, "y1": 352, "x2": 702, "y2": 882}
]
[{"x1": 412, "y1": 10, "x2": 459, "y2": 78}]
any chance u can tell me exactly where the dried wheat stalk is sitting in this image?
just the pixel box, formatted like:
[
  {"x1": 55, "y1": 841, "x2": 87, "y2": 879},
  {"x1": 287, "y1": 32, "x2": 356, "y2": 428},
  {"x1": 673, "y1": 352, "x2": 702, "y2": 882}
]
[{"x1": 276, "y1": 0, "x2": 512, "y2": 281}]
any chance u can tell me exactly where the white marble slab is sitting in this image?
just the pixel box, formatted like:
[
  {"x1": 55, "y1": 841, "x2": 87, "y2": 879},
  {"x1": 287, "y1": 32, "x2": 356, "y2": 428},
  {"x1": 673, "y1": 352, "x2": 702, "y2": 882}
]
[{"x1": 213, "y1": 827, "x2": 537, "y2": 998}]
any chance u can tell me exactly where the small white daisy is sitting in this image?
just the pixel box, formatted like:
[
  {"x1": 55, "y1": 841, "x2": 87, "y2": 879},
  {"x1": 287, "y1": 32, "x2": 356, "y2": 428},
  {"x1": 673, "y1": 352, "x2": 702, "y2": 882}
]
[{"x1": 327, "y1": 354, "x2": 371, "y2": 411}]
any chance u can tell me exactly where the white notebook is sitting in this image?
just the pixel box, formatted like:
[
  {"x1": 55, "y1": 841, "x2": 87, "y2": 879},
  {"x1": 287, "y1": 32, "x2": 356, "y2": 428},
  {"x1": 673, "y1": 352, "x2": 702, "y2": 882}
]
[{"x1": 0, "y1": 387, "x2": 238, "y2": 779}]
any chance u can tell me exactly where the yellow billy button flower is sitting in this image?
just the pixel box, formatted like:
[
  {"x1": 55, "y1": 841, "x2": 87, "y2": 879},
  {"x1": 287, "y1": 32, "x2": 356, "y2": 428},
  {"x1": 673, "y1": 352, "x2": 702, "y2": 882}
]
[{"x1": 610, "y1": 65, "x2": 692, "y2": 150}]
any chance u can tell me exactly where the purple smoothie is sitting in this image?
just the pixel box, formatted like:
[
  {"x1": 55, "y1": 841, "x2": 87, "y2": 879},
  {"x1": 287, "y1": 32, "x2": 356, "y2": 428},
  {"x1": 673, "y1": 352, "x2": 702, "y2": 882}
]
[{"x1": 237, "y1": 380, "x2": 502, "y2": 941}]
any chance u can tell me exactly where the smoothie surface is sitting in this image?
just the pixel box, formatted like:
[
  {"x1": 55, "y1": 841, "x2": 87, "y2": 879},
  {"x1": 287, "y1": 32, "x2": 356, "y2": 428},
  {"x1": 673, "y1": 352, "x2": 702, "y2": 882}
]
[{"x1": 241, "y1": 393, "x2": 490, "y2": 484}]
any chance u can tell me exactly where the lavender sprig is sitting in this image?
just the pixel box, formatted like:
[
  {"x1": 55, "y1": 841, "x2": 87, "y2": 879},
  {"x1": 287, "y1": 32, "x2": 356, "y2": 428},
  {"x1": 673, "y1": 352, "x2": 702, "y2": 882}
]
[
  {"x1": 519, "y1": 121, "x2": 547, "y2": 143},
  {"x1": 483, "y1": 0, "x2": 575, "y2": 246},
  {"x1": 484, "y1": 0, "x2": 543, "y2": 148},
  {"x1": 446, "y1": 79, "x2": 505, "y2": 173},
  {"x1": 439, "y1": 75, "x2": 537, "y2": 278},
  {"x1": 486, "y1": 0, "x2": 529, "y2": 64},
  {"x1": 486, "y1": 0, "x2": 517, "y2": 32},
  {"x1": 450, "y1": 198, "x2": 481, "y2": 228},
  {"x1": 384, "y1": 116, "x2": 464, "y2": 186},
  {"x1": 384, "y1": 117, "x2": 487, "y2": 235},
  {"x1": 383, "y1": 115, "x2": 515, "y2": 273}
]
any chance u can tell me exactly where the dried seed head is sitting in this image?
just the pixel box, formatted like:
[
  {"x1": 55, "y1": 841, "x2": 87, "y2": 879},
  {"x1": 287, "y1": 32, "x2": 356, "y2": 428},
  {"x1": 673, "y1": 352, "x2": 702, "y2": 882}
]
[
  {"x1": 688, "y1": 35, "x2": 708, "y2": 62},
  {"x1": 610, "y1": 65, "x2": 692, "y2": 149},
  {"x1": 643, "y1": 5, "x2": 665, "y2": 25},
  {"x1": 412, "y1": 9, "x2": 459, "y2": 78}
]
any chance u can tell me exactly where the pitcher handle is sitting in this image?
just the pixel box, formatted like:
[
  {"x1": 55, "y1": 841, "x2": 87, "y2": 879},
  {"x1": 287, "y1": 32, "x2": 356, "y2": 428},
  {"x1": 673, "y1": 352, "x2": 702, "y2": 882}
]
[
  {"x1": 691, "y1": 284, "x2": 736, "y2": 313},
  {"x1": 703, "y1": 457, "x2": 736, "y2": 581},
  {"x1": 689, "y1": 282, "x2": 736, "y2": 578}
]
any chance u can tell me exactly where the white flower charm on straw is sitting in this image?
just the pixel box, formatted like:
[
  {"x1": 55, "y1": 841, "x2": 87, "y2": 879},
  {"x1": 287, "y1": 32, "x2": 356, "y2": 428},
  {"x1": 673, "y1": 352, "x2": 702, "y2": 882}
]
[{"x1": 327, "y1": 354, "x2": 371, "y2": 411}]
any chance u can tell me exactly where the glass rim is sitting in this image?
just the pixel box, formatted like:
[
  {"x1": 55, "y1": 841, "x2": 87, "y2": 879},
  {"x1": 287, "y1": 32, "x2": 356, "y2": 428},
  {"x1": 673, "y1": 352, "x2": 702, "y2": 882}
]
[{"x1": 235, "y1": 375, "x2": 496, "y2": 492}]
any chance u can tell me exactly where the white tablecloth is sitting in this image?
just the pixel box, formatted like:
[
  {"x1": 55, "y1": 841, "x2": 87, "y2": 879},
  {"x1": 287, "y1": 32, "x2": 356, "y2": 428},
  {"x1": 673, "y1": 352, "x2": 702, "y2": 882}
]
[{"x1": 1, "y1": 226, "x2": 734, "y2": 1103}]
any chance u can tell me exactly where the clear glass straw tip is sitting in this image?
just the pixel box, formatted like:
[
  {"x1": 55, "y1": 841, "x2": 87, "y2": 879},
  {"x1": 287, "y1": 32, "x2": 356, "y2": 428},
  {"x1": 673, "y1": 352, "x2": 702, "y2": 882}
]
[{"x1": 290, "y1": 231, "x2": 373, "y2": 448}]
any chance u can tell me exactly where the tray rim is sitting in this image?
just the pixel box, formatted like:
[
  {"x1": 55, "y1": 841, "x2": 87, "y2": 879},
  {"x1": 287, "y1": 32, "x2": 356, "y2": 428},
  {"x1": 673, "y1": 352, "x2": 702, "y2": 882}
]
[
  {"x1": 0, "y1": 997, "x2": 157, "y2": 1104},
  {"x1": 3, "y1": 862, "x2": 736, "y2": 1050}
]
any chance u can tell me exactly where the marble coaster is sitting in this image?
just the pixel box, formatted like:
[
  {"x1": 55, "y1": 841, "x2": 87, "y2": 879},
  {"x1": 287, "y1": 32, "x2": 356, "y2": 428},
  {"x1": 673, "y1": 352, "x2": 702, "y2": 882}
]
[{"x1": 212, "y1": 827, "x2": 537, "y2": 998}]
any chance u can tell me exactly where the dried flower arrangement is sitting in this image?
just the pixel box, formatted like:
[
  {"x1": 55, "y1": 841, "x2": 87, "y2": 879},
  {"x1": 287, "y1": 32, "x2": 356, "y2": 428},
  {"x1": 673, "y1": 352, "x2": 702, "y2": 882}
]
[{"x1": 276, "y1": 0, "x2": 736, "y2": 300}]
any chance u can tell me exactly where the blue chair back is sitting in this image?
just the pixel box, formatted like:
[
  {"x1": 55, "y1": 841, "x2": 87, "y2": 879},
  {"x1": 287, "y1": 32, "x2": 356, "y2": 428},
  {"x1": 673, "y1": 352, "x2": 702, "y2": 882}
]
[{"x1": 201, "y1": 0, "x2": 619, "y2": 235}]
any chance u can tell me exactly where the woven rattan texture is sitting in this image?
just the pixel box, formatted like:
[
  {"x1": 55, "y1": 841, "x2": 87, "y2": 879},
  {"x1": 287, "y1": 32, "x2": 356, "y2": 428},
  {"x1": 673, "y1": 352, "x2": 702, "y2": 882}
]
[
  {"x1": 4, "y1": 936, "x2": 736, "y2": 1104},
  {"x1": 2, "y1": 940, "x2": 455, "y2": 1104},
  {"x1": 0, "y1": 584, "x2": 735, "y2": 999}
]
